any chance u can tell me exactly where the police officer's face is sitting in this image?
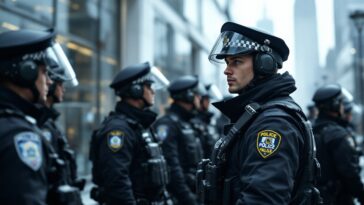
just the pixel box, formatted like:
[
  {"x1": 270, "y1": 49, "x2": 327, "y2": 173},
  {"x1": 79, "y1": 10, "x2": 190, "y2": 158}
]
[
  {"x1": 35, "y1": 65, "x2": 52, "y2": 103},
  {"x1": 143, "y1": 83, "x2": 155, "y2": 106},
  {"x1": 201, "y1": 97, "x2": 210, "y2": 111},
  {"x1": 224, "y1": 55, "x2": 254, "y2": 93},
  {"x1": 193, "y1": 94, "x2": 201, "y2": 110},
  {"x1": 55, "y1": 82, "x2": 65, "y2": 102}
]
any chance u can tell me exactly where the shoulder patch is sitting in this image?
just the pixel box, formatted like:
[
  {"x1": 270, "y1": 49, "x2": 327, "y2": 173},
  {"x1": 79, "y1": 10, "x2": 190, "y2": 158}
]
[
  {"x1": 14, "y1": 132, "x2": 43, "y2": 171},
  {"x1": 256, "y1": 130, "x2": 282, "y2": 158},
  {"x1": 156, "y1": 125, "x2": 169, "y2": 141},
  {"x1": 107, "y1": 130, "x2": 124, "y2": 152}
]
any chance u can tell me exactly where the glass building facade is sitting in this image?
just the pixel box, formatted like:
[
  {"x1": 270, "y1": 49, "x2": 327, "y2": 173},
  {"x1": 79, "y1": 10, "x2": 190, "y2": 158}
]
[
  {"x1": 0, "y1": 0, "x2": 121, "y2": 176},
  {"x1": 0, "y1": 0, "x2": 230, "y2": 177}
]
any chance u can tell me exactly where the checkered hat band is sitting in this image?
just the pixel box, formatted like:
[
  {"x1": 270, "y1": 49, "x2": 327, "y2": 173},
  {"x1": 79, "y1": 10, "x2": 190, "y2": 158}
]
[{"x1": 224, "y1": 40, "x2": 261, "y2": 51}]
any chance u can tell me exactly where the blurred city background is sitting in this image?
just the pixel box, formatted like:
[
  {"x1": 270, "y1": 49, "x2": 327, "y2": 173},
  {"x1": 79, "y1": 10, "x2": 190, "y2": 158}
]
[{"x1": 0, "y1": 0, "x2": 364, "y2": 202}]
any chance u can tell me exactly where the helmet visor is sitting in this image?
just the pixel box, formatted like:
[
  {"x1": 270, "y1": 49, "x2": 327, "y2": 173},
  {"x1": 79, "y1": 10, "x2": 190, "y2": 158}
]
[
  {"x1": 208, "y1": 31, "x2": 261, "y2": 64},
  {"x1": 134, "y1": 66, "x2": 169, "y2": 90},
  {"x1": 44, "y1": 43, "x2": 78, "y2": 87},
  {"x1": 207, "y1": 84, "x2": 223, "y2": 101},
  {"x1": 194, "y1": 83, "x2": 207, "y2": 96}
]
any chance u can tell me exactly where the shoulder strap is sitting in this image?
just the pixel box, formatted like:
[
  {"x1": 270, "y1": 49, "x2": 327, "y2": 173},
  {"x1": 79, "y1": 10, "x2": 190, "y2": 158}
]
[{"x1": 212, "y1": 103, "x2": 261, "y2": 163}]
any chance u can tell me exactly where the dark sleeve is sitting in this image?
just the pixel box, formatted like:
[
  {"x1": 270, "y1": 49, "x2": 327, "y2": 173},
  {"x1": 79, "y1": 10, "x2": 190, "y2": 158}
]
[
  {"x1": 236, "y1": 114, "x2": 302, "y2": 205},
  {"x1": 329, "y1": 132, "x2": 364, "y2": 201},
  {"x1": 154, "y1": 121, "x2": 198, "y2": 205},
  {"x1": 0, "y1": 125, "x2": 48, "y2": 205},
  {"x1": 97, "y1": 125, "x2": 137, "y2": 205}
]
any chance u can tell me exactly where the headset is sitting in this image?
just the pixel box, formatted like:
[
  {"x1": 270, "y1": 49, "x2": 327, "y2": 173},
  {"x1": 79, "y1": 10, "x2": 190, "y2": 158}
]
[
  {"x1": 128, "y1": 83, "x2": 144, "y2": 99},
  {"x1": 0, "y1": 59, "x2": 39, "y2": 87},
  {"x1": 317, "y1": 93, "x2": 343, "y2": 113},
  {"x1": 19, "y1": 60, "x2": 39, "y2": 86},
  {"x1": 253, "y1": 40, "x2": 283, "y2": 76}
]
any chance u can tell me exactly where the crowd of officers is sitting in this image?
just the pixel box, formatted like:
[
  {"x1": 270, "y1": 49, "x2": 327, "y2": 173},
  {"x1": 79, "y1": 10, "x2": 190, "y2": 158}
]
[{"x1": 1, "y1": 22, "x2": 364, "y2": 205}]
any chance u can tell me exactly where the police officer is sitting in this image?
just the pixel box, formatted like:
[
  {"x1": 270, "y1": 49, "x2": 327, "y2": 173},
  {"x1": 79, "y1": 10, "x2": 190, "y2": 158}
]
[
  {"x1": 39, "y1": 59, "x2": 84, "y2": 205},
  {"x1": 215, "y1": 95, "x2": 233, "y2": 136},
  {"x1": 312, "y1": 84, "x2": 364, "y2": 204},
  {"x1": 307, "y1": 103, "x2": 318, "y2": 124},
  {"x1": 0, "y1": 29, "x2": 77, "y2": 204},
  {"x1": 89, "y1": 62, "x2": 170, "y2": 205},
  {"x1": 192, "y1": 84, "x2": 222, "y2": 158},
  {"x1": 196, "y1": 22, "x2": 320, "y2": 204},
  {"x1": 154, "y1": 76, "x2": 204, "y2": 205}
]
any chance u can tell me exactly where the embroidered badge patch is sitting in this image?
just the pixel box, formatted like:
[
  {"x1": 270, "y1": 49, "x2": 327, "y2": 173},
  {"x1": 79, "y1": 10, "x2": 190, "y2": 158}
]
[
  {"x1": 107, "y1": 130, "x2": 124, "y2": 152},
  {"x1": 156, "y1": 125, "x2": 169, "y2": 141},
  {"x1": 14, "y1": 132, "x2": 43, "y2": 171},
  {"x1": 256, "y1": 130, "x2": 282, "y2": 158}
]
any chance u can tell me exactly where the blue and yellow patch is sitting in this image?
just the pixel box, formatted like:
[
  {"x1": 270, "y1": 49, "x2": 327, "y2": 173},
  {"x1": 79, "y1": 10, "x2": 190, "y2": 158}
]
[
  {"x1": 256, "y1": 130, "x2": 282, "y2": 158},
  {"x1": 14, "y1": 132, "x2": 43, "y2": 171},
  {"x1": 156, "y1": 125, "x2": 169, "y2": 141},
  {"x1": 107, "y1": 130, "x2": 124, "y2": 152}
]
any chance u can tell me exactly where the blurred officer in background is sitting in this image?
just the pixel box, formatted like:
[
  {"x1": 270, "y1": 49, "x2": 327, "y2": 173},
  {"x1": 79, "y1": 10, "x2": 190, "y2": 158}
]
[
  {"x1": 215, "y1": 95, "x2": 233, "y2": 136},
  {"x1": 312, "y1": 84, "x2": 364, "y2": 204},
  {"x1": 196, "y1": 22, "x2": 320, "y2": 204},
  {"x1": 192, "y1": 84, "x2": 222, "y2": 158},
  {"x1": 90, "y1": 62, "x2": 171, "y2": 205},
  {"x1": 154, "y1": 75, "x2": 204, "y2": 205},
  {"x1": 307, "y1": 102, "x2": 319, "y2": 124},
  {"x1": 39, "y1": 58, "x2": 84, "y2": 204},
  {"x1": 0, "y1": 29, "x2": 77, "y2": 204}
]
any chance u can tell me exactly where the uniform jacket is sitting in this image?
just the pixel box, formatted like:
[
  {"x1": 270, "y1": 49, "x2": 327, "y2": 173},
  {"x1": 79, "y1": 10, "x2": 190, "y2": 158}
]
[
  {"x1": 0, "y1": 86, "x2": 49, "y2": 205},
  {"x1": 40, "y1": 105, "x2": 80, "y2": 188},
  {"x1": 193, "y1": 111, "x2": 217, "y2": 158},
  {"x1": 213, "y1": 72, "x2": 306, "y2": 204},
  {"x1": 313, "y1": 114, "x2": 364, "y2": 204},
  {"x1": 154, "y1": 103, "x2": 203, "y2": 205},
  {"x1": 91, "y1": 101, "x2": 164, "y2": 205}
]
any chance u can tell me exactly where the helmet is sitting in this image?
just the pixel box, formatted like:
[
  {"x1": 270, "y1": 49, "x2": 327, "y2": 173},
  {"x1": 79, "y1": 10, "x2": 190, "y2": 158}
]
[
  {"x1": 208, "y1": 22, "x2": 289, "y2": 76},
  {"x1": 203, "y1": 84, "x2": 223, "y2": 101},
  {"x1": 312, "y1": 84, "x2": 343, "y2": 113},
  {"x1": 110, "y1": 62, "x2": 169, "y2": 99},
  {"x1": 47, "y1": 57, "x2": 78, "y2": 103},
  {"x1": 0, "y1": 29, "x2": 77, "y2": 101},
  {"x1": 0, "y1": 29, "x2": 77, "y2": 86},
  {"x1": 168, "y1": 75, "x2": 201, "y2": 103}
]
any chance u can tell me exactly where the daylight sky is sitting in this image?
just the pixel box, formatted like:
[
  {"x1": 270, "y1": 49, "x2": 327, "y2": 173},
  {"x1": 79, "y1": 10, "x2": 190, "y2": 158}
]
[{"x1": 231, "y1": 0, "x2": 335, "y2": 74}]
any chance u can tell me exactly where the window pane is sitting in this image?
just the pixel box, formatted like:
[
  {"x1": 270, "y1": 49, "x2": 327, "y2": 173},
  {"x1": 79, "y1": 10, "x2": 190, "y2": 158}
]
[
  {"x1": 173, "y1": 32, "x2": 192, "y2": 76},
  {"x1": 99, "y1": 0, "x2": 120, "y2": 119},
  {"x1": 0, "y1": 9, "x2": 47, "y2": 32},
  {"x1": 57, "y1": 0, "x2": 99, "y2": 42},
  {"x1": 0, "y1": 0, "x2": 52, "y2": 24}
]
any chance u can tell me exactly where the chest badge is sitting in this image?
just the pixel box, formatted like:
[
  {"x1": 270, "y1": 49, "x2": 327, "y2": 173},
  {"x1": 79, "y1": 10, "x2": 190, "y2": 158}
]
[
  {"x1": 256, "y1": 130, "x2": 282, "y2": 158},
  {"x1": 107, "y1": 130, "x2": 124, "y2": 152}
]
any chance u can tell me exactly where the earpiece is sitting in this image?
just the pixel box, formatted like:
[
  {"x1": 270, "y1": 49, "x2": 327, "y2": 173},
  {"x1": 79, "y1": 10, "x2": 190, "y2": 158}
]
[
  {"x1": 129, "y1": 84, "x2": 144, "y2": 98},
  {"x1": 253, "y1": 44, "x2": 277, "y2": 75},
  {"x1": 19, "y1": 61, "x2": 38, "y2": 85}
]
